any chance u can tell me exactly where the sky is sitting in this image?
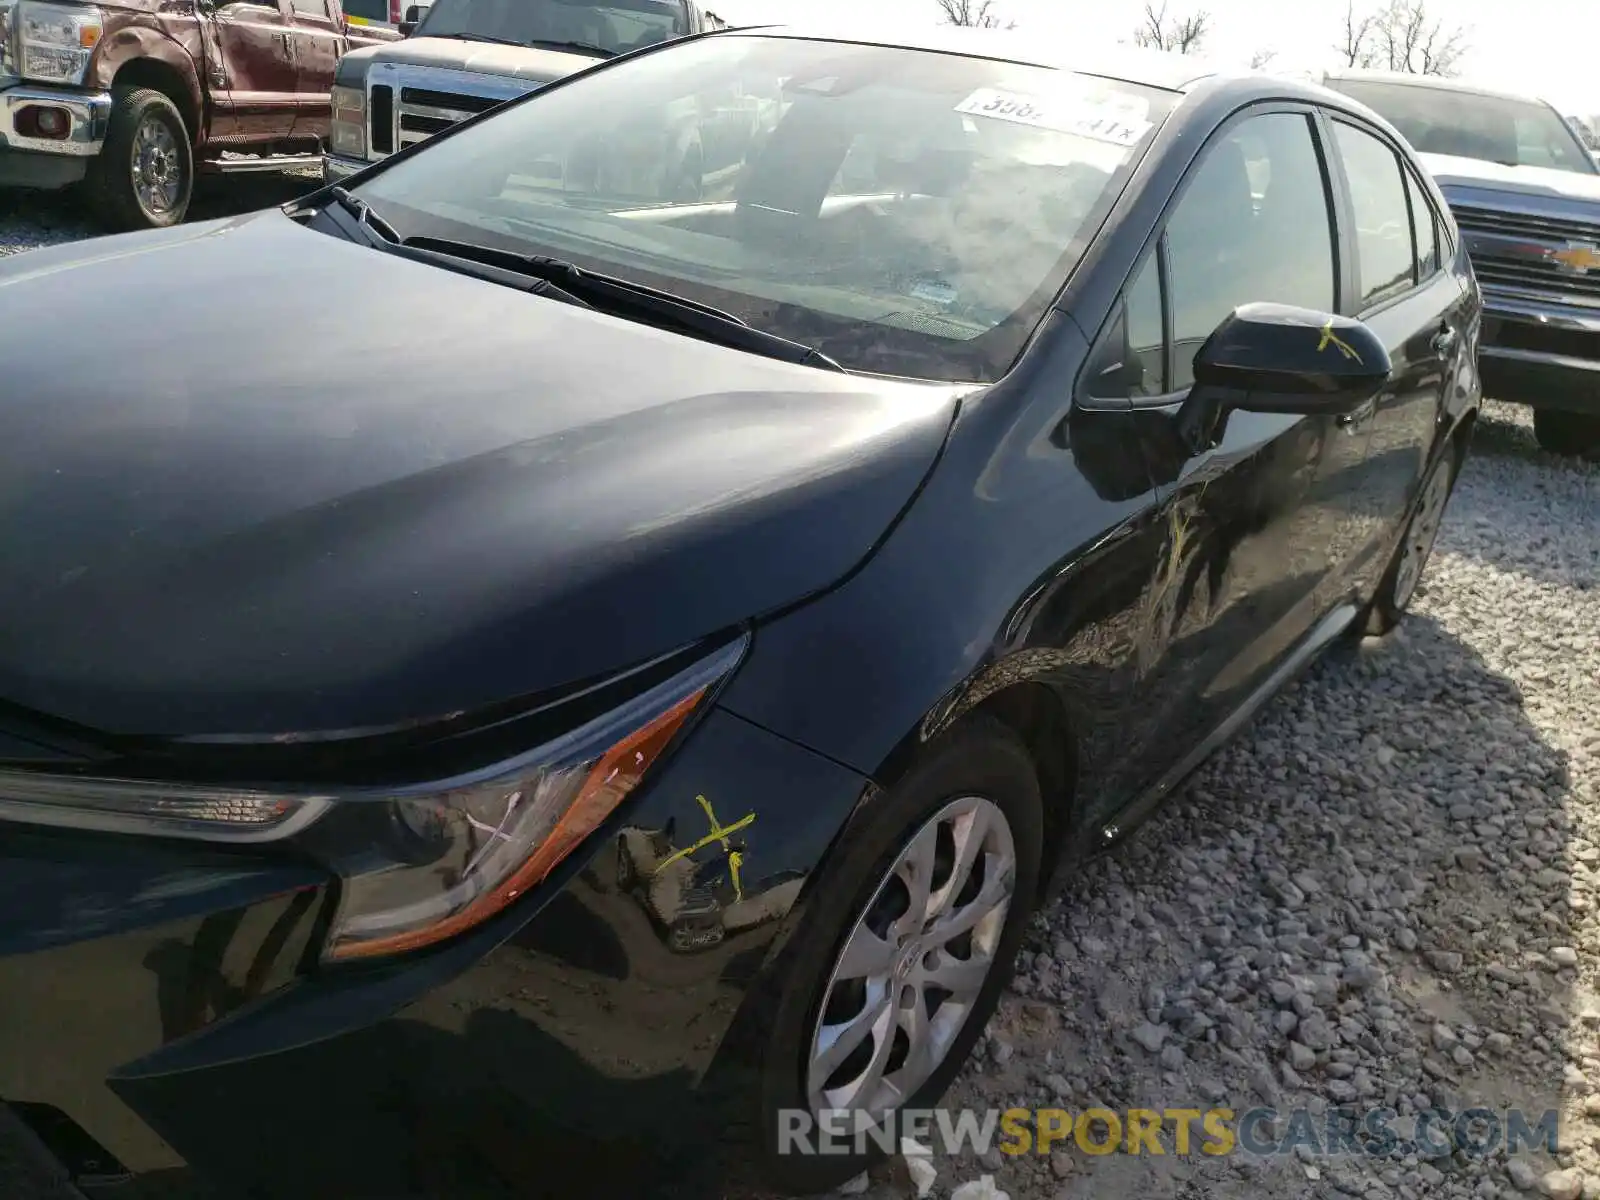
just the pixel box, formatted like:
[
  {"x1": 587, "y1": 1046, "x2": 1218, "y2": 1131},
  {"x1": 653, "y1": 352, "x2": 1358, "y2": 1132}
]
[{"x1": 709, "y1": 0, "x2": 1597, "y2": 117}]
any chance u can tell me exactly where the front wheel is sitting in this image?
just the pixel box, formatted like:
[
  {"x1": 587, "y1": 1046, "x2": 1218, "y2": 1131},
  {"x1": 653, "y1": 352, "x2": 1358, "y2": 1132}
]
[
  {"x1": 723, "y1": 717, "x2": 1043, "y2": 1195},
  {"x1": 1533, "y1": 409, "x2": 1600, "y2": 459},
  {"x1": 1361, "y1": 445, "x2": 1459, "y2": 636},
  {"x1": 85, "y1": 88, "x2": 193, "y2": 232}
]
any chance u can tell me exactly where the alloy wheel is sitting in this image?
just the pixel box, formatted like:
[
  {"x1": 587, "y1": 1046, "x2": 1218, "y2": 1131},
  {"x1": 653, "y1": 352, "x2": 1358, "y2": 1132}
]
[
  {"x1": 806, "y1": 795, "x2": 1016, "y2": 1120},
  {"x1": 131, "y1": 116, "x2": 183, "y2": 218}
]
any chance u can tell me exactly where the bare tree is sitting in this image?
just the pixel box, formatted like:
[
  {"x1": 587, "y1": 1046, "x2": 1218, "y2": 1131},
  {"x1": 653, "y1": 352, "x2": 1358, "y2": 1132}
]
[
  {"x1": 935, "y1": 0, "x2": 1010, "y2": 28},
  {"x1": 1131, "y1": 1, "x2": 1210, "y2": 54},
  {"x1": 1249, "y1": 47, "x2": 1277, "y2": 70},
  {"x1": 1335, "y1": 1, "x2": 1381, "y2": 67},
  {"x1": 1336, "y1": 0, "x2": 1469, "y2": 76}
]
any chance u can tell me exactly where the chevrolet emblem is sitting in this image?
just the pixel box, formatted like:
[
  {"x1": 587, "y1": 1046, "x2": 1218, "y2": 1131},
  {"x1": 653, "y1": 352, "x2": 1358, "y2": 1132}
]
[{"x1": 1552, "y1": 242, "x2": 1600, "y2": 275}]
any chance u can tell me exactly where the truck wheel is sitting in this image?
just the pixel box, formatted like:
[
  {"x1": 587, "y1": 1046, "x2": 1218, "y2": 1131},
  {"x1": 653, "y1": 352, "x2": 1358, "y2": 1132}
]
[
  {"x1": 86, "y1": 88, "x2": 193, "y2": 232},
  {"x1": 1533, "y1": 409, "x2": 1600, "y2": 459}
]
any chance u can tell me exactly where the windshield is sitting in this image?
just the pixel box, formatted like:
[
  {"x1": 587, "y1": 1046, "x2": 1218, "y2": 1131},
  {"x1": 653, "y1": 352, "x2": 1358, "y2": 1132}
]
[
  {"x1": 416, "y1": 0, "x2": 689, "y2": 56},
  {"x1": 352, "y1": 34, "x2": 1174, "y2": 382},
  {"x1": 1331, "y1": 79, "x2": 1598, "y2": 176}
]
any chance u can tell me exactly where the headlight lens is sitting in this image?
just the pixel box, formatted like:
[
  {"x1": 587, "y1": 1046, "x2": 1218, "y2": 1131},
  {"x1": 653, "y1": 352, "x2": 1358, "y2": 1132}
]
[
  {"x1": 0, "y1": 3, "x2": 18, "y2": 80},
  {"x1": 0, "y1": 637, "x2": 743, "y2": 960},
  {"x1": 0, "y1": 772, "x2": 331, "y2": 841},
  {"x1": 16, "y1": 1, "x2": 102, "y2": 86},
  {"x1": 325, "y1": 639, "x2": 740, "y2": 960},
  {"x1": 330, "y1": 83, "x2": 365, "y2": 157}
]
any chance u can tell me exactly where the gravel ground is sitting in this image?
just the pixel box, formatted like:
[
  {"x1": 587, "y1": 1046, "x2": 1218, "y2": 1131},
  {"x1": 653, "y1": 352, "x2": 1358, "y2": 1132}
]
[
  {"x1": 0, "y1": 171, "x2": 319, "y2": 256},
  {"x1": 0, "y1": 184, "x2": 1596, "y2": 1200}
]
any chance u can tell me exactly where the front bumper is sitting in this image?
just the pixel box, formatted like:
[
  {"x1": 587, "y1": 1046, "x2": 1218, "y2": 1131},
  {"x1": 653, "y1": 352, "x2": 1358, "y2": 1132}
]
[
  {"x1": 322, "y1": 151, "x2": 367, "y2": 184},
  {"x1": 1477, "y1": 286, "x2": 1600, "y2": 414},
  {"x1": 0, "y1": 84, "x2": 109, "y2": 155},
  {"x1": 0, "y1": 706, "x2": 868, "y2": 1198}
]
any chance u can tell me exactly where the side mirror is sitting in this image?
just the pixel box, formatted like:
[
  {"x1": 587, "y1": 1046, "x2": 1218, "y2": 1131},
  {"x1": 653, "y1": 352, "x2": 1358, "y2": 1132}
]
[
  {"x1": 1193, "y1": 302, "x2": 1391, "y2": 413},
  {"x1": 1170, "y1": 302, "x2": 1391, "y2": 456},
  {"x1": 399, "y1": 4, "x2": 425, "y2": 34}
]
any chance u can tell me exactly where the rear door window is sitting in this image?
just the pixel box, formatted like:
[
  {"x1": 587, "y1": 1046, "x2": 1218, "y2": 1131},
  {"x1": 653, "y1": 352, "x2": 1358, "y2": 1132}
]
[
  {"x1": 1331, "y1": 121, "x2": 1416, "y2": 309},
  {"x1": 1403, "y1": 167, "x2": 1439, "y2": 279}
]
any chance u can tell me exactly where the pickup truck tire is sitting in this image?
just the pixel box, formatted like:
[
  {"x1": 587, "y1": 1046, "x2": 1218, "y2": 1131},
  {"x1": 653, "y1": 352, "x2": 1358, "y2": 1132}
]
[
  {"x1": 85, "y1": 87, "x2": 193, "y2": 232},
  {"x1": 1533, "y1": 409, "x2": 1600, "y2": 459}
]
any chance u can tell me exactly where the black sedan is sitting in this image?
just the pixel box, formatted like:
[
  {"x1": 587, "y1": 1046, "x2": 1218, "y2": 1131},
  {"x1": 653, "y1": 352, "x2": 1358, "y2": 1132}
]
[{"x1": 0, "y1": 23, "x2": 1478, "y2": 1200}]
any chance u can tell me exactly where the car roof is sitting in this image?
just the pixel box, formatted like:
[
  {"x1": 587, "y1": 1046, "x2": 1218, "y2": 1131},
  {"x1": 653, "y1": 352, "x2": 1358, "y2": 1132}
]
[
  {"x1": 1323, "y1": 67, "x2": 1558, "y2": 109},
  {"x1": 723, "y1": 22, "x2": 1224, "y2": 93}
]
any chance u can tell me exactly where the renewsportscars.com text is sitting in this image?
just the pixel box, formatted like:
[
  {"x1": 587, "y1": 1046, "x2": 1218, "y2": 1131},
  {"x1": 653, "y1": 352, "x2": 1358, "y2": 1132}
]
[{"x1": 779, "y1": 1105, "x2": 1559, "y2": 1160}]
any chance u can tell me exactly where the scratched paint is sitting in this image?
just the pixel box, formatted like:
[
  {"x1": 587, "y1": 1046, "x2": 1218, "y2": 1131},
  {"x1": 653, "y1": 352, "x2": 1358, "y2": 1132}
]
[
  {"x1": 652, "y1": 795, "x2": 755, "y2": 902},
  {"x1": 613, "y1": 794, "x2": 768, "y2": 953}
]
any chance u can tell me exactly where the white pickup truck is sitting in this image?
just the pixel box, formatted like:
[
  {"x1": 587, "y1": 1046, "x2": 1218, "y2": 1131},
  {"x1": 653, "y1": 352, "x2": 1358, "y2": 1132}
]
[{"x1": 323, "y1": 0, "x2": 729, "y2": 182}]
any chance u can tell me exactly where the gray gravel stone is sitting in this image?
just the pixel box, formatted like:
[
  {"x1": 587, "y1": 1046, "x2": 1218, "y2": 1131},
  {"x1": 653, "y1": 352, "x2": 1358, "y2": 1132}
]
[{"x1": 1130, "y1": 1023, "x2": 1167, "y2": 1053}]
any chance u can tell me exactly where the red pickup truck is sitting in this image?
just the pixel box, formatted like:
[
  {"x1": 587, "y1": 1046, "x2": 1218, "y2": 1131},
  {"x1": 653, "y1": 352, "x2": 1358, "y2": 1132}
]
[{"x1": 0, "y1": 0, "x2": 399, "y2": 230}]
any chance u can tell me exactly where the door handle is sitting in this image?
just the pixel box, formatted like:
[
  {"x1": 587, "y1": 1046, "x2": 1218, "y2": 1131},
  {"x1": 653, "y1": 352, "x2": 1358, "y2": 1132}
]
[
  {"x1": 1337, "y1": 394, "x2": 1379, "y2": 428},
  {"x1": 1431, "y1": 327, "x2": 1459, "y2": 359}
]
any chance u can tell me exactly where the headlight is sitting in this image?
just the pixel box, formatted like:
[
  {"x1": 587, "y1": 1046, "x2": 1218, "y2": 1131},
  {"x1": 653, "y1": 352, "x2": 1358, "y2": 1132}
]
[
  {"x1": 15, "y1": 1, "x2": 102, "y2": 86},
  {"x1": 0, "y1": 772, "x2": 331, "y2": 842},
  {"x1": 0, "y1": 636, "x2": 744, "y2": 961},
  {"x1": 330, "y1": 83, "x2": 365, "y2": 157},
  {"x1": 0, "y1": 3, "x2": 19, "y2": 80}
]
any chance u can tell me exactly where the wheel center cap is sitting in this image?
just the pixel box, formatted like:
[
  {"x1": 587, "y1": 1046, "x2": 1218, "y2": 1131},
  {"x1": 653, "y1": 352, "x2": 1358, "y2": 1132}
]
[{"x1": 894, "y1": 940, "x2": 921, "y2": 983}]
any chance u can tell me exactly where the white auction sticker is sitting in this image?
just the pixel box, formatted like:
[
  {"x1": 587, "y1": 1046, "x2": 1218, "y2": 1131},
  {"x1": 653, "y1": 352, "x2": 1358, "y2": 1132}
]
[{"x1": 954, "y1": 87, "x2": 1154, "y2": 148}]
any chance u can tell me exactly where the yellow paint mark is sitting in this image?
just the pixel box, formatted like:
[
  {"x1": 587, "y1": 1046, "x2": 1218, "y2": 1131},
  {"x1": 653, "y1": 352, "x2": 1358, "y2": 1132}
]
[
  {"x1": 1317, "y1": 321, "x2": 1362, "y2": 363},
  {"x1": 651, "y1": 794, "x2": 755, "y2": 901}
]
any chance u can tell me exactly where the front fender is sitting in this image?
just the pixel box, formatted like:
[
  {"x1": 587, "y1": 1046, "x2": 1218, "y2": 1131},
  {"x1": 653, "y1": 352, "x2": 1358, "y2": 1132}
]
[{"x1": 89, "y1": 24, "x2": 204, "y2": 128}]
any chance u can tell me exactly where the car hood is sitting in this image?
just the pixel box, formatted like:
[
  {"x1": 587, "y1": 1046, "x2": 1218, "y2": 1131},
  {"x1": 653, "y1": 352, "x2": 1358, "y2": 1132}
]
[
  {"x1": 0, "y1": 212, "x2": 960, "y2": 740},
  {"x1": 1419, "y1": 153, "x2": 1600, "y2": 205},
  {"x1": 359, "y1": 35, "x2": 599, "y2": 84}
]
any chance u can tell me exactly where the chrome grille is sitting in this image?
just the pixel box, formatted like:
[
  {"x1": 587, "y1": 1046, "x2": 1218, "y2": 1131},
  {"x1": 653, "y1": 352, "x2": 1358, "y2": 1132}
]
[
  {"x1": 1451, "y1": 201, "x2": 1600, "y2": 302},
  {"x1": 362, "y1": 64, "x2": 538, "y2": 161},
  {"x1": 1473, "y1": 260, "x2": 1600, "y2": 301},
  {"x1": 1452, "y1": 203, "x2": 1600, "y2": 243},
  {"x1": 398, "y1": 87, "x2": 502, "y2": 146}
]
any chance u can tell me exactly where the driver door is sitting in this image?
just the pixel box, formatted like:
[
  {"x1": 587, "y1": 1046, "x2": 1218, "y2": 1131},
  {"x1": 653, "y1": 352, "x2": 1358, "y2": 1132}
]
[
  {"x1": 1100, "y1": 108, "x2": 1348, "y2": 804},
  {"x1": 204, "y1": 0, "x2": 299, "y2": 143}
]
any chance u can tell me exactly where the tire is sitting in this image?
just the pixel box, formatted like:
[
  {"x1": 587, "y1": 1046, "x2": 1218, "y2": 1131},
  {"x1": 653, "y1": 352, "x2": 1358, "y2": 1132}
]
[
  {"x1": 614, "y1": 836, "x2": 639, "y2": 892},
  {"x1": 1361, "y1": 442, "x2": 1460, "y2": 636},
  {"x1": 85, "y1": 87, "x2": 193, "y2": 232},
  {"x1": 720, "y1": 716, "x2": 1044, "y2": 1196},
  {"x1": 1533, "y1": 409, "x2": 1600, "y2": 459}
]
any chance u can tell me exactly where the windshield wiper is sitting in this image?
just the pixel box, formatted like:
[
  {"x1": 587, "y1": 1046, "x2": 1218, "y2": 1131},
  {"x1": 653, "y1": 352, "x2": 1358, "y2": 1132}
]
[
  {"x1": 403, "y1": 235, "x2": 844, "y2": 371},
  {"x1": 328, "y1": 186, "x2": 399, "y2": 246},
  {"x1": 525, "y1": 38, "x2": 617, "y2": 57},
  {"x1": 316, "y1": 196, "x2": 592, "y2": 309}
]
